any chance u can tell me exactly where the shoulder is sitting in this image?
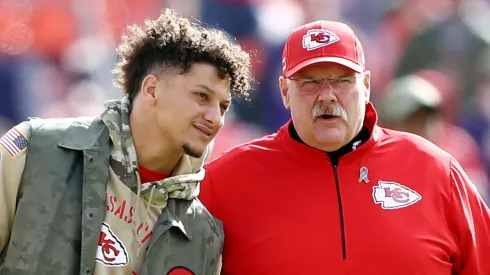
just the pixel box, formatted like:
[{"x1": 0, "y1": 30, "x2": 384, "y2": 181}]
[
  {"x1": 26, "y1": 116, "x2": 99, "y2": 133},
  {"x1": 206, "y1": 132, "x2": 278, "y2": 171},
  {"x1": 378, "y1": 127, "x2": 451, "y2": 158},
  {"x1": 0, "y1": 116, "x2": 95, "y2": 165},
  {"x1": 0, "y1": 121, "x2": 31, "y2": 160},
  {"x1": 2, "y1": 117, "x2": 106, "y2": 157},
  {"x1": 377, "y1": 127, "x2": 452, "y2": 171}
]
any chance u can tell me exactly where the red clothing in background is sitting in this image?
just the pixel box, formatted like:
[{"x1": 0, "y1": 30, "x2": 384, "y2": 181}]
[{"x1": 432, "y1": 122, "x2": 489, "y2": 200}]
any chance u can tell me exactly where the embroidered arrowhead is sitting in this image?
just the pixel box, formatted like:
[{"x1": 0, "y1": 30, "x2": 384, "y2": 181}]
[
  {"x1": 302, "y1": 29, "x2": 340, "y2": 51},
  {"x1": 95, "y1": 222, "x2": 129, "y2": 266},
  {"x1": 372, "y1": 181, "x2": 422, "y2": 209}
]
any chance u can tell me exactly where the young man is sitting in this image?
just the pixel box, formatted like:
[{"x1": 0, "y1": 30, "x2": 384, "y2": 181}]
[
  {"x1": 0, "y1": 9, "x2": 251, "y2": 275},
  {"x1": 199, "y1": 20, "x2": 490, "y2": 274}
]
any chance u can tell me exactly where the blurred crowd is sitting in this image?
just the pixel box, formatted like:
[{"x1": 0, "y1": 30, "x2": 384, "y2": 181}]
[{"x1": 1, "y1": 0, "x2": 490, "y2": 200}]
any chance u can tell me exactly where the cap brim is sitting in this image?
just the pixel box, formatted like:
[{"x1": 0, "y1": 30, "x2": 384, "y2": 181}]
[{"x1": 284, "y1": 57, "x2": 364, "y2": 77}]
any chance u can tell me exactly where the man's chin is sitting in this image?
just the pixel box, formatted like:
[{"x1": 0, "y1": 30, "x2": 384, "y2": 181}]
[
  {"x1": 182, "y1": 143, "x2": 205, "y2": 159},
  {"x1": 313, "y1": 130, "x2": 347, "y2": 150}
]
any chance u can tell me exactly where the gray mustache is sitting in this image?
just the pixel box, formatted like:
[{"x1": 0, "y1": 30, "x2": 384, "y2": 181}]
[{"x1": 312, "y1": 104, "x2": 348, "y2": 121}]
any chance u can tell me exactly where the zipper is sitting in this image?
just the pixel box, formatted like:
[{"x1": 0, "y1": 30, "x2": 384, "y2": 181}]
[{"x1": 331, "y1": 157, "x2": 347, "y2": 260}]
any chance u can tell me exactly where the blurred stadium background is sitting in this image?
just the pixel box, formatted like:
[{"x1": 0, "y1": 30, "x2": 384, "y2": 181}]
[{"x1": 1, "y1": 0, "x2": 490, "y2": 201}]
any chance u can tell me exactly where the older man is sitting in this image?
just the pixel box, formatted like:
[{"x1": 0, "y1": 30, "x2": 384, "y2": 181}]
[{"x1": 199, "y1": 20, "x2": 490, "y2": 275}]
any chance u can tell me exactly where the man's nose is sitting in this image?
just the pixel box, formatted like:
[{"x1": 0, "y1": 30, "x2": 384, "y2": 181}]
[
  {"x1": 204, "y1": 103, "x2": 223, "y2": 126},
  {"x1": 317, "y1": 82, "x2": 337, "y2": 103}
]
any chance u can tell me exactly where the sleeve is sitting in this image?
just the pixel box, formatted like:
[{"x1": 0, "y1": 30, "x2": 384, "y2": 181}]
[
  {"x1": 448, "y1": 157, "x2": 490, "y2": 275},
  {"x1": 452, "y1": 135, "x2": 489, "y2": 202},
  {"x1": 0, "y1": 122, "x2": 30, "y2": 253}
]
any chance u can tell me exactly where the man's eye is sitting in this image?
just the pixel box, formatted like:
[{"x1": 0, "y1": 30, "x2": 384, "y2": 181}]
[
  {"x1": 302, "y1": 80, "x2": 321, "y2": 86},
  {"x1": 220, "y1": 104, "x2": 229, "y2": 111},
  {"x1": 196, "y1": 93, "x2": 208, "y2": 100},
  {"x1": 333, "y1": 76, "x2": 354, "y2": 83}
]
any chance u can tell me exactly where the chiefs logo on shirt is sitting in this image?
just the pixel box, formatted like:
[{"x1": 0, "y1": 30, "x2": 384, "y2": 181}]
[
  {"x1": 302, "y1": 29, "x2": 340, "y2": 51},
  {"x1": 96, "y1": 222, "x2": 129, "y2": 266},
  {"x1": 167, "y1": 267, "x2": 195, "y2": 275},
  {"x1": 372, "y1": 181, "x2": 422, "y2": 209}
]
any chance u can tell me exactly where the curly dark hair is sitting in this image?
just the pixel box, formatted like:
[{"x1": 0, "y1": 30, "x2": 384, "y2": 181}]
[{"x1": 112, "y1": 8, "x2": 252, "y2": 101}]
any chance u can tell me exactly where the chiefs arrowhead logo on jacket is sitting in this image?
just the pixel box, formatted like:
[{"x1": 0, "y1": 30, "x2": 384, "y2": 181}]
[
  {"x1": 95, "y1": 222, "x2": 129, "y2": 266},
  {"x1": 372, "y1": 181, "x2": 422, "y2": 209}
]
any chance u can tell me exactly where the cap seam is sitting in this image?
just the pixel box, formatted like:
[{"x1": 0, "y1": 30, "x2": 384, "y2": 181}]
[
  {"x1": 353, "y1": 35, "x2": 358, "y2": 62},
  {"x1": 283, "y1": 30, "x2": 297, "y2": 76}
]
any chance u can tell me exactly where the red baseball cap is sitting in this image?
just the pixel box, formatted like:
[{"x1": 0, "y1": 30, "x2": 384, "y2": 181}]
[{"x1": 282, "y1": 20, "x2": 366, "y2": 78}]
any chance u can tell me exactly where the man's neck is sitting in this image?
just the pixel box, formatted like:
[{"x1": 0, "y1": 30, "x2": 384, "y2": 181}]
[
  {"x1": 289, "y1": 122, "x2": 370, "y2": 158},
  {"x1": 129, "y1": 115, "x2": 182, "y2": 174}
]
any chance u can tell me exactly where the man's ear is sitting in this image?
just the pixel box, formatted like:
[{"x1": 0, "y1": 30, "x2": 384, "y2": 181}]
[
  {"x1": 140, "y1": 74, "x2": 159, "y2": 106},
  {"x1": 279, "y1": 76, "x2": 291, "y2": 110},
  {"x1": 363, "y1": 70, "x2": 371, "y2": 103}
]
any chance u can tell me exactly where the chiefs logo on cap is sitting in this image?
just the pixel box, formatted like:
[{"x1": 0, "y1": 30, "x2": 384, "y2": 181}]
[
  {"x1": 167, "y1": 267, "x2": 195, "y2": 275},
  {"x1": 302, "y1": 29, "x2": 340, "y2": 51}
]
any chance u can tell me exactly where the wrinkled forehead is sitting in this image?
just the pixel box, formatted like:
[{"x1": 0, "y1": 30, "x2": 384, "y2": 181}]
[{"x1": 293, "y1": 62, "x2": 358, "y2": 77}]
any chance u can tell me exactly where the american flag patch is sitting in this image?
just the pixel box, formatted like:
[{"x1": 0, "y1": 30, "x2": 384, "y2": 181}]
[{"x1": 0, "y1": 128, "x2": 28, "y2": 158}]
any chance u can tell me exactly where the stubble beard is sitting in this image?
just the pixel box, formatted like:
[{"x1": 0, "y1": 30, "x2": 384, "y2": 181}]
[{"x1": 182, "y1": 142, "x2": 204, "y2": 158}]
